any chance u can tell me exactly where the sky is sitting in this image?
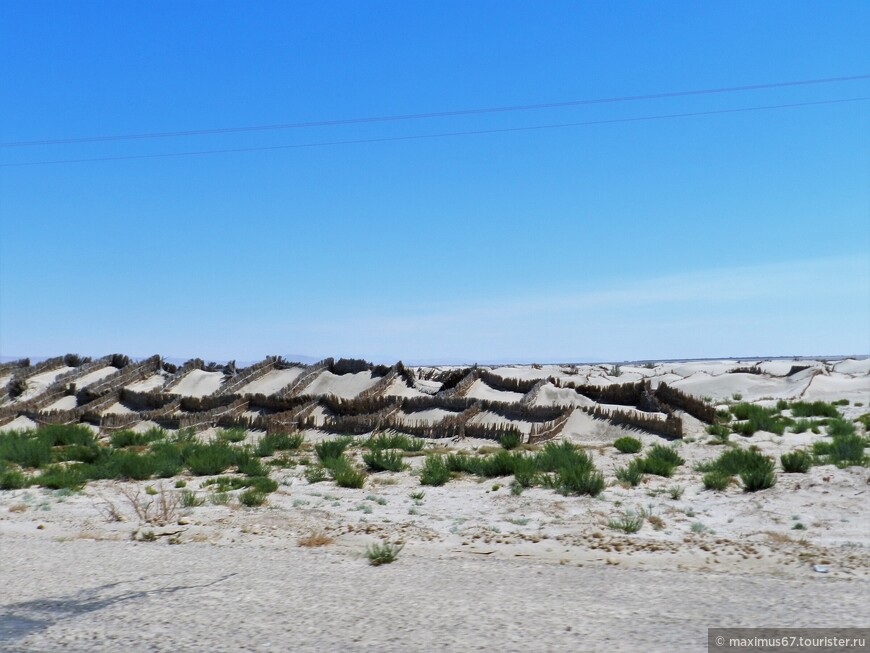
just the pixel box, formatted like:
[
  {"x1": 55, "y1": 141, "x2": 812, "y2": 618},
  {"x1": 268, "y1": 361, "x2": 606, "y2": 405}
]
[{"x1": 1, "y1": 1, "x2": 868, "y2": 364}]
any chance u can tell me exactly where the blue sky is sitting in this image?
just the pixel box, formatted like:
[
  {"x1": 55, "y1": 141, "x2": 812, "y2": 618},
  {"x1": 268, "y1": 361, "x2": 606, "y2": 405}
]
[{"x1": 1, "y1": 1, "x2": 868, "y2": 363}]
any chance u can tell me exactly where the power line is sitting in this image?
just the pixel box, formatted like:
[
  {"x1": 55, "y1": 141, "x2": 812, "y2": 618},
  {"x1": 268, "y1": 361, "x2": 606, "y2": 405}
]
[
  {"x1": 2, "y1": 96, "x2": 865, "y2": 168},
  {"x1": 2, "y1": 74, "x2": 868, "y2": 148}
]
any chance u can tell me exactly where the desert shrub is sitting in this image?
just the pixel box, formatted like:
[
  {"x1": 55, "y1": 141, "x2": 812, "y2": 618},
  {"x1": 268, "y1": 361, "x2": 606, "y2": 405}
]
[
  {"x1": 0, "y1": 432, "x2": 52, "y2": 468},
  {"x1": 185, "y1": 443, "x2": 236, "y2": 476},
  {"x1": 828, "y1": 434, "x2": 867, "y2": 467},
  {"x1": 364, "y1": 432, "x2": 424, "y2": 452},
  {"x1": 549, "y1": 465, "x2": 605, "y2": 497},
  {"x1": 637, "y1": 445, "x2": 683, "y2": 477},
  {"x1": 703, "y1": 471, "x2": 731, "y2": 491},
  {"x1": 246, "y1": 476, "x2": 278, "y2": 493},
  {"x1": 314, "y1": 438, "x2": 353, "y2": 463},
  {"x1": 613, "y1": 436, "x2": 642, "y2": 454},
  {"x1": 38, "y1": 424, "x2": 96, "y2": 447},
  {"x1": 740, "y1": 455, "x2": 776, "y2": 492},
  {"x1": 304, "y1": 465, "x2": 328, "y2": 484},
  {"x1": 203, "y1": 476, "x2": 249, "y2": 492},
  {"x1": 0, "y1": 470, "x2": 28, "y2": 490},
  {"x1": 667, "y1": 485, "x2": 684, "y2": 500},
  {"x1": 180, "y1": 489, "x2": 205, "y2": 507},
  {"x1": 705, "y1": 424, "x2": 730, "y2": 442},
  {"x1": 476, "y1": 450, "x2": 518, "y2": 478},
  {"x1": 35, "y1": 464, "x2": 87, "y2": 490},
  {"x1": 54, "y1": 443, "x2": 105, "y2": 464},
  {"x1": 234, "y1": 449, "x2": 267, "y2": 477},
  {"x1": 615, "y1": 460, "x2": 644, "y2": 486},
  {"x1": 790, "y1": 401, "x2": 840, "y2": 418},
  {"x1": 826, "y1": 418, "x2": 857, "y2": 438},
  {"x1": 698, "y1": 448, "x2": 767, "y2": 477},
  {"x1": 535, "y1": 441, "x2": 589, "y2": 473},
  {"x1": 326, "y1": 456, "x2": 366, "y2": 488},
  {"x1": 102, "y1": 450, "x2": 157, "y2": 481},
  {"x1": 444, "y1": 453, "x2": 482, "y2": 475},
  {"x1": 715, "y1": 408, "x2": 732, "y2": 422},
  {"x1": 857, "y1": 414, "x2": 870, "y2": 431},
  {"x1": 239, "y1": 489, "x2": 267, "y2": 507},
  {"x1": 149, "y1": 442, "x2": 185, "y2": 478},
  {"x1": 511, "y1": 455, "x2": 539, "y2": 488},
  {"x1": 730, "y1": 404, "x2": 788, "y2": 435},
  {"x1": 256, "y1": 432, "x2": 304, "y2": 457},
  {"x1": 608, "y1": 512, "x2": 643, "y2": 533},
  {"x1": 498, "y1": 430, "x2": 522, "y2": 450},
  {"x1": 362, "y1": 449, "x2": 407, "y2": 473},
  {"x1": 217, "y1": 428, "x2": 247, "y2": 443},
  {"x1": 366, "y1": 541, "x2": 404, "y2": 565},
  {"x1": 110, "y1": 429, "x2": 165, "y2": 448},
  {"x1": 780, "y1": 450, "x2": 813, "y2": 473},
  {"x1": 790, "y1": 419, "x2": 816, "y2": 434},
  {"x1": 420, "y1": 456, "x2": 451, "y2": 486}
]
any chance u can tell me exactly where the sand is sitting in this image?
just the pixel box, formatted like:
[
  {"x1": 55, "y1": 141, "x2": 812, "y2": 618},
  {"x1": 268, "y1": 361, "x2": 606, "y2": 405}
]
[
  {"x1": 71, "y1": 366, "x2": 118, "y2": 389},
  {"x1": 167, "y1": 370, "x2": 225, "y2": 398},
  {"x1": 124, "y1": 373, "x2": 167, "y2": 393},
  {"x1": 236, "y1": 368, "x2": 304, "y2": 396},
  {"x1": 463, "y1": 378, "x2": 525, "y2": 403},
  {"x1": 1, "y1": 356, "x2": 869, "y2": 651}
]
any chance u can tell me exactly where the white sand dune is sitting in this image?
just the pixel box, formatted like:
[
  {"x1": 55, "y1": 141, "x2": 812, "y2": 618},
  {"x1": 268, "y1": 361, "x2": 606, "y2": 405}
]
[
  {"x1": 125, "y1": 373, "x2": 167, "y2": 393},
  {"x1": 299, "y1": 370, "x2": 380, "y2": 399},
  {"x1": 168, "y1": 370, "x2": 225, "y2": 397},
  {"x1": 101, "y1": 401, "x2": 135, "y2": 416},
  {"x1": 532, "y1": 382, "x2": 597, "y2": 408},
  {"x1": 670, "y1": 371, "x2": 812, "y2": 402},
  {"x1": 0, "y1": 414, "x2": 38, "y2": 432},
  {"x1": 463, "y1": 378, "x2": 525, "y2": 403},
  {"x1": 72, "y1": 365, "x2": 118, "y2": 389},
  {"x1": 13, "y1": 365, "x2": 74, "y2": 402},
  {"x1": 43, "y1": 395, "x2": 78, "y2": 411},
  {"x1": 397, "y1": 408, "x2": 457, "y2": 425},
  {"x1": 802, "y1": 373, "x2": 870, "y2": 402},
  {"x1": 467, "y1": 410, "x2": 532, "y2": 433},
  {"x1": 382, "y1": 377, "x2": 427, "y2": 398},
  {"x1": 833, "y1": 357, "x2": 870, "y2": 375},
  {"x1": 237, "y1": 367, "x2": 304, "y2": 395}
]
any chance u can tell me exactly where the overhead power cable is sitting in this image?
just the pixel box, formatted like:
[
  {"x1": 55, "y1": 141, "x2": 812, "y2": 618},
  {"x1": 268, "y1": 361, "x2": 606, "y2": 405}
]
[
  {"x1": 2, "y1": 96, "x2": 866, "y2": 168},
  {"x1": 1, "y1": 73, "x2": 868, "y2": 148}
]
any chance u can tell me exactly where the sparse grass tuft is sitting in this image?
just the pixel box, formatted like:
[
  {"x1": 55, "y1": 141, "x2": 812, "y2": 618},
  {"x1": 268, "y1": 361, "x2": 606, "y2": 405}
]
[
  {"x1": 608, "y1": 512, "x2": 643, "y2": 533},
  {"x1": 298, "y1": 531, "x2": 333, "y2": 547},
  {"x1": 613, "y1": 436, "x2": 642, "y2": 454},
  {"x1": 314, "y1": 437, "x2": 353, "y2": 464},
  {"x1": 366, "y1": 541, "x2": 404, "y2": 565},
  {"x1": 420, "y1": 456, "x2": 451, "y2": 486},
  {"x1": 326, "y1": 456, "x2": 366, "y2": 488},
  {"x1": 239, "y1": 489, "x2": 267, "y2": 507},
  {"x1": 180, "y1": 489, "x2": 205, "y2": 507},
  {"x1": 498, "y1": 430, "x2": 522, "y2": 450},
  {"x1": 703, "y1": 471, "x2": 731, "y2": 491},
  {"x1": 615, "y1": 460, "x2": 644, "y2": 486}
]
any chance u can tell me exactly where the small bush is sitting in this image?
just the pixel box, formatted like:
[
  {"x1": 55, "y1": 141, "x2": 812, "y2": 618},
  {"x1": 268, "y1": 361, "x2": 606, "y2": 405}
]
[
  {"x1": 552, "y1": 465, "x2": 605, "y2": 497},
  {"x1": 826, "y1": 418, "x2": 857, "y2": 438},
  {"x1": 0, "y1": 470, "x2": 28, "y2": 490},
  {"x1": 613, "y1": 437, "x2": 642, "y2": 454},
  {"x1": 608, "y1": 512, "x2": 643, "y2": 533},
  {"x1": 667, "y1": 485, "x2": 684, "y2": 500},
  {"x1": 703, "y1": 471, "x2": 731, "y2": 491},
  {"x1": 364, "y1": 432, "x2": 424, "y2": 452},
  {"x1": 180, "y1": 490, "x2": 205, "y2": 507},
  {"x1": 780, "y1": 450, "x2": 812, "y2": 473},
  {"x1": 110, "y1": 429, "x2": 164, "y2": 448},
  {"x1": 362, "y1": 449, "x2": 407, "y2": 473},
  {"x1": 790, "y1": 401, "x2": 840, "y2": 418},
  {"x1": 234, "y1": 449, "x2": 267, "y2": 477},
  {"x1": 498, "y1": 430, "x2": 522, "y2": 450},
  {"x1": 740, "y1": 455, "x2": 777, "y2": 492},
  {"x1": 239, "y1": 489, "x2": 267, "y2": 507},
  {"x1": 304, "y1": 465, "x2": 328, "y2": 484},
  {"x1": 0, "y1": 432, "x2": 52, "y2": 468},
  {"x1": 246, "y1": 476, "x2": 279, "y2": 494},
  {"x1": 36, "y1": 464, "x2": 87, "y2": 490},
  {"x1": 315, "y1": 438, "x2": 353, "y2": 463},
  {"x1": 256, "y1": 432, "x2": 304, "y2": 457},
  {"x1": 366, "y1": 541, "x2": 404, "y2": 565},
  {"x1": 185, "y1": 443, "x2": 236, "y2": 476},
  {"x1": 615, "y1": 460, "x2": 644, "y2": 486},
  {"x1": 327, "y1": 457, "x2": 366, "y2": 489},
  {"x1": 706, "y1": 424, "x2": 730, "y2": 442},
  {"x1": 420, "y1": 456, "x2": 451, "y2": 486},
  {"x1": 217, "y1": 428, "x2": 247, "y2": 443}
]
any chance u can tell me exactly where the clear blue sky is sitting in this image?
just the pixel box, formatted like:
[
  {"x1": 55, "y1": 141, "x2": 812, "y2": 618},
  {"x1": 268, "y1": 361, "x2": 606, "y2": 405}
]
[{"x1": 1, "y1": 1, "x2": 868, "y2": 363}]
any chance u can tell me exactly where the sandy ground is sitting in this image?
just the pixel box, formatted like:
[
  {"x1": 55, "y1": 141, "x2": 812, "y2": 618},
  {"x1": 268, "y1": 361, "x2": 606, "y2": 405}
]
[
  {"x1": 1, "y1": 357, "x2": 868, "y2": 651},
  {"x1": 167, "y1": 370, "x2": 225, "y2": 398},
  {"x1": 236, "y1": 368, "x2": 304, "y2": 396}
]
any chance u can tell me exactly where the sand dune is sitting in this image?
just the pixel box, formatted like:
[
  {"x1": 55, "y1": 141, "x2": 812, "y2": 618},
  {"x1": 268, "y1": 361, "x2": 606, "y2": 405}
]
[
  {"x1": 236, "y1": 367, "x2": 304, "y2": 395},
  {"x1": 168, "y1": 369, "x2": 225, "y2": 397},
  {"x1": 299, "y1": 370, "x2": 381, "y2": 399}
]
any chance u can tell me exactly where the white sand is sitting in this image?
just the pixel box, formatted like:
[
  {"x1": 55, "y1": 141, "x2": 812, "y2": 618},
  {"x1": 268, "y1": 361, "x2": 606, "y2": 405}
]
[
  {"x1": 467, "y1": 410, "x2": 533, "y2": 433},
  {"x1": 12, "y1": 366, "x2": 74, "y2": 402},
  {"x1": 299, "y1": 370, "x2": 381, "y2": 399},
  {"x1": 168, "y1": 370, "x2": 225, "y2": 398},
  {"x1": 397, "y1": 408, "x2": 458, "y2": 425},
  {"x1": 42, "y1": 395, "x2": 78, "y2": 411},
  {"x1": 463, "y1": 378, "x2": 525, "y2": 403},
  {"x1": 236, "y1": 367, "x2": 304, "y2": 395},
  {"x1": 101, "y1": 402, "x2": 135, "y2": 416},
  {"x1": 72, "y1": 366, "x2": 118, "y2": 389},
  {"x1": 124, "y1": 373, "x2": 167, "y2": 393},
  {"x1": 0, "y1": 415, "x2": 38, "y2": 432},
  {"x1": 382, "y1": 377, "x2": 427, "y2": 398}
]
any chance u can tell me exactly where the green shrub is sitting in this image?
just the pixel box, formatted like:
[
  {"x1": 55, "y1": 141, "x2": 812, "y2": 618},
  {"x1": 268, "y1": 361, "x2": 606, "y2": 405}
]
[
  {"x1": 36, "y1": 464, "x2": 87, "y2": 490},
  {"x1": 703, "y1": 471, "x2": 731, "y2": 491},
  {"x1": 498, "y1": 430, "x2": 522, "y2": 450},
  {"x1": 536, "y1": 441, "x2": 590, "y2": 473},
  {"x1": 790, "y1": 401, "x2": 840, "y2": 418},
  {"x1": 327, "y1": 457, "x2": 366, "y2": 488},
  {"x1": 366, "y1": 541, "x2": 404, "y2": 565},
  {"x1": 315, "y1": 438, "x2": 353, "y2": 463},
  {"x1": 185, "y1": 443, "x2": 236, "y2": 476},
  {"x1": 246, "y1": 476, "x2": 278, "y2": 494},
  {"x1": 149, "y1": 442, "x2": 184, "y2": 478},
  {"x1": 826, "y1": 418, "x2": 857, "y2": 438},
  {"x1": 780, "y1": 450, "x2": 812, "y2": 473},
  {"x1": 304, "y1": 465, "x2": 328, "y2": 484},
  {"x1": 217, "y1": 428, "x2": 247, "y2": 443},
  {"x1": 363, "y1": 432, "x2": 424, "y2": 452},
  {"x1": 790, "y1": 419, "x2": 816, "y2": 434},
  {"x1": 705, "y1": 424, "x2": 730, "y2": 442},
  {"x1": 715, "y1": 409, "x2": 732, "y2": 422},
  {"x1": 256, "y1": 432, "x2": 305, "y2": 457},
  {"x1": 234, "y1": 449, "x2": 267, "y2": 477},
  {"x1": 608, "y1": 512, "x2": 643, "y2": 533},
  {"x1": 736, "y1": 453, "x2": 776, "y2": 491},
  {"x1": 203, "y1": 476, "x2": 249, "y2": 492},
  {"x1": 0, "y1": 470, "x2": 28, "y2": 489},
  {"x1": 828, "y1": 434, "x2": 867, "y2": 467},
  {"x1": 0, "y1": 431, "x2": 52, "y2": 468},
  {"x1": 38, "y1": 424, "x2": 96, "y2": 447},
  {"x1": 180, "y1": 489, "x2": 204, "y2": 507},
  {"x1": 239, "y1": 489, "x2": 267, "y2": 507},
  {"x1": 637, "y1": 445, "x2": 683, "y2": 477},
  {"x1": 420, "y1": 456, "x2": 451, "y2": 486},
  {"x1": 613, "y1": 436, "x2": 642, "y2": 454},
  {"x1": 551, "y1": 465, "x2": 605, "y2": 497},
  {"x1": 362, "y1": 449, "x2": 407, "y2": 472},
  {"x1": 110, "y1": 429, "x2": 165, "y2": 448},
  {"x1": 615, "y1": 460, "x2": 644, "y2": 486},
  {"x1": 730, "y1": 404, "x2": 788, "y2": 435},
  {"x1": 698, "y1": 448, "x2": 768, "y2": 477},
  {"x1": 511, "y1": 455, "x2": 539, "y2": 488}
]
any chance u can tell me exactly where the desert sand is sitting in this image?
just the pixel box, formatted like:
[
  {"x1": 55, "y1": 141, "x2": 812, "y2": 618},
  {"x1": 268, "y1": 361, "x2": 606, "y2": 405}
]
[{"x1": 1, "y1": 355, "x2": 868, "y2": 651}]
